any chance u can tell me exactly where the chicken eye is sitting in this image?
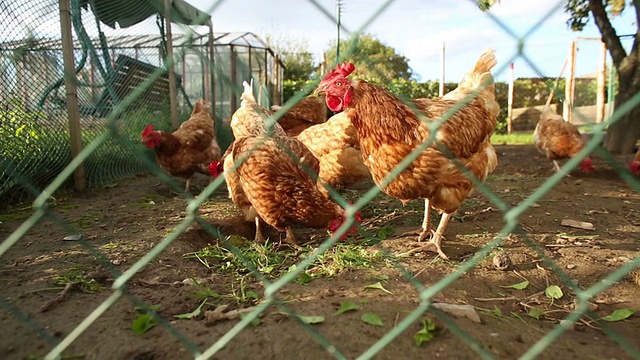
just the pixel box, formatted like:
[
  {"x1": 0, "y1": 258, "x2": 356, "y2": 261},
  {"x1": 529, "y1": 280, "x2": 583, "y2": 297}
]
[{"x1": 335, "y1": 81, "x2": 342, "y2": 86}]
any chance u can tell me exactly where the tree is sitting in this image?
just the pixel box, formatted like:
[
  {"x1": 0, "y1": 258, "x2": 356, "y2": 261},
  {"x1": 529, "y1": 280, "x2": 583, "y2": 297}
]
[
  {"x1": 566, "y1": 0, "x2": 640, "y2": 153},
  {"x1": 265, "y1": 34, "x2": 317, "y2": 81},
  {"x1": 324, "y1": 33, "x2": 414, "y2": 81},
  {"x1": 482, "y1": 0, "x2": 639, "y2": 153}
]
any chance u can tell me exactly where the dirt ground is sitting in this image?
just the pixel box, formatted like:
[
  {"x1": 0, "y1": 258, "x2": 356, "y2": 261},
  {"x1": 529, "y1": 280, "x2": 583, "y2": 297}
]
[{"x1": 1, "y1": 144, "x2": 639, "y2": 360}]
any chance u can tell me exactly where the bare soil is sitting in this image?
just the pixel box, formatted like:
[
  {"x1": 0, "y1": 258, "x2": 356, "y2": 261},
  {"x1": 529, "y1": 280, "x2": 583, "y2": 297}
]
[{"x1": 1, "y1": 144, "x2": 639, "y2": 360}]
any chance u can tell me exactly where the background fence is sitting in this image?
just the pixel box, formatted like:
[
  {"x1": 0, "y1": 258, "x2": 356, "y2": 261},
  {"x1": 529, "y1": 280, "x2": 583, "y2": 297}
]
[
  {"x1": 1, "y1": 0, "x2": 639, "y2": 359},
  {"x1": 0, "y1": 0, "x2": 283, "y2": 205}
]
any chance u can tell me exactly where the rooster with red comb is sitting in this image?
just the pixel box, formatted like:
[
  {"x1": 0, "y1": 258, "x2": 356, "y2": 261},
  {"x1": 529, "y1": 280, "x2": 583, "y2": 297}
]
[{"x1": 314, "y1": 49, "x2": 500, "y2": 260}]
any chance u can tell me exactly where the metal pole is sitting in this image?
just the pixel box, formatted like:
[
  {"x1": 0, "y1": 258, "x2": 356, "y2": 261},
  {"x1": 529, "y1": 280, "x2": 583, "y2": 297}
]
[
  {"x1": 564, "y1": 40, "x2": 576, "y2": 123},
  {"x1": 336, "y1": 0, "x2": 341, "y2": 63},
  {"x1": 164, "y1": 0, "x2": 179, "y2": 129},
  {"x1": 59, "y1": 0, "x2": 85, "y2": 191},
  {"x1": 439, "y1": 42, "x2": 445, "y2": 97}
]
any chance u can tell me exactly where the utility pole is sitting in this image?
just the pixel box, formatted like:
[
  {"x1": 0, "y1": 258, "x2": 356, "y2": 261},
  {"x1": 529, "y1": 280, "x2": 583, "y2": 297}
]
[{"x1": 336, "y1": 0, "x2": 342, "y2": 63}]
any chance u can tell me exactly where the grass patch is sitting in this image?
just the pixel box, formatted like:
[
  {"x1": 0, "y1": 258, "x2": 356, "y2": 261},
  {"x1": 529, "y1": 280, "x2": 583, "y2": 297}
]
[
  {"x1": 183, "y1": 238, "x2": 393, "y2": 282},
  {"x1": 183, "y1": 240, "x2": 292, "y2": 278},
  {"x1": 491, "y1": 132, "x2": 534, "y2": 145},
  {"x1": 53, "y1": 267, "x2": 104, "y2": 293},
  {"x1": 307, "y1": 243, "x2": 392, "y2": 278}
]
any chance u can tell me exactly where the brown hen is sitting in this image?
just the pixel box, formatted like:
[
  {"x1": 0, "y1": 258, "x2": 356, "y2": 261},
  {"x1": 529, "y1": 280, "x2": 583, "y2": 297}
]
[
  {"x1": 210, "y1": 135, "x2": 359, "y2": 247},
  {"x1": 533, "y1": 107, "x2": 594, "y2": 173},
  {"x1": 141, "y1": 100, "x2": 221, "y2": 193},
  {"x1": 272, "y1": 95, "x2": 328, "y2": 136},
  {"x1": 315, "y1": 49, "x2": 500, "y2": 259},
  {"x1": 296, "y1": 111, "x2": 371, "y2": 188}
]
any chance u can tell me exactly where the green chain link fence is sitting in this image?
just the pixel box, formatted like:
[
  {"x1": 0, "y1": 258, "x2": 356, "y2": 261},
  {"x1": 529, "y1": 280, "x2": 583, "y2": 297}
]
[{"x1": 1, "y1": 0, "x2": 640, "y2": 359}]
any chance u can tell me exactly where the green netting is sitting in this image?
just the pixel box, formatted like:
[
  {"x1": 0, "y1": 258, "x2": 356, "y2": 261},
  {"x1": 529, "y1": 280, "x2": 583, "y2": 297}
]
[
  {"x1": 1, "y1": 0, "x2": 640, "y2": 359},
  {"x1": 0, "y1": 0, "x2": 280, "y2": 205}
]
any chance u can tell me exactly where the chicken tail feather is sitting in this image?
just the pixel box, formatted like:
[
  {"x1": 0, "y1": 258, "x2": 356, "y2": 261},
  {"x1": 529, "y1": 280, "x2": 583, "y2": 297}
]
[
  {"x1": 458, "y1": 48, "x2": 497, "y2": 91},
  {"x1": 445, "y1": 48, "x2": 500, "y2": 118},
  {"x1": 241, "y1": 80, "x2": 256, "y2": 103}
]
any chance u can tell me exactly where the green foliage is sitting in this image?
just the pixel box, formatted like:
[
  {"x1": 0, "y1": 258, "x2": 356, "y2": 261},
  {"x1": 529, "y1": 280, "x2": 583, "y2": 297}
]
[
  {"x1": 131, "y1": 304, "x2": 160, "y2": 335},
  {"x1": 565, "y1": 0, "x2": 625, "y2": 31},
  {"x1": 414, "y1": 318, "x2": 439, "y2": 347},
  {"x1": 0, "y1": 98, "x2": 51, "y2": 161},
  {"x1": 266, "y1": 34, "x2": 318, "y2": 81},
  {"x1": 325, "y1": 33, "x2": 414, "y2": 81}
]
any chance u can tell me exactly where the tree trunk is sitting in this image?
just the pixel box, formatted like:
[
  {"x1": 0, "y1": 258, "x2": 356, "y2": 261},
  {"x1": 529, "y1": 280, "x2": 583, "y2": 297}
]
[{"x1": 604, "y1": 88, "x2": 640, "y2": 154}]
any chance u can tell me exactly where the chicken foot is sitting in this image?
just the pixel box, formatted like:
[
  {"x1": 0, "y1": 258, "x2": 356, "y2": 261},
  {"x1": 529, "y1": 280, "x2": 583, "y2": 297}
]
[
  {"x1": 281, "y1": 227, "x2": 304, "y2": 252},
  {"x1": 405, "y1": 212, "x2": 453, "y2": 260}
]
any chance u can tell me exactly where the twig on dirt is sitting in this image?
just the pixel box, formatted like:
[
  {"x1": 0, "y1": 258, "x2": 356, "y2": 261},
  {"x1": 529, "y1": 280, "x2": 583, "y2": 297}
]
[
  {"x1": 41, "y1": 282, "x2": 75, "y2": 312},
  {"x1": 536, "y1": 264, "x2": 550, "y2": 288},
  {"x1": 205, "y1": 304, "x2": 258, "y2": 325},
  {"x1": 474, "y1": 296, "x2": 518, "y2": 302},
  {"x1": 138, "y1": 278, "x2": 184, "y2": 287},
  {"x1": 22, "y1": 287, "x2": 65, "y2": 296},
  {"x1": 472, "y1": 207, "x2": 496, "y2": 221},
  {"x1": 393, "y1": 311, "x2": 400, "y2": 328},
  {"x1": 578, "y1": 318, "x2": 601, "y2": 330},
  {"x1": 544, "y1": 244, "x2": 594, "y2": 248}
]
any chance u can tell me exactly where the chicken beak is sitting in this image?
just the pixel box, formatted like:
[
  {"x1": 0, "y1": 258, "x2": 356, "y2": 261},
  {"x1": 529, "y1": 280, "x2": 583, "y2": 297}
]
[{"x1": 312, "y1": 86, "x2": 326, "y2": 96}]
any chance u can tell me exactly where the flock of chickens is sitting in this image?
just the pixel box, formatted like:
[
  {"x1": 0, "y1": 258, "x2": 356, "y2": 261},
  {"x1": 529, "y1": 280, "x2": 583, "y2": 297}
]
[{"x1": 141, "y1": 49, "x2": 640, "y2": 260}]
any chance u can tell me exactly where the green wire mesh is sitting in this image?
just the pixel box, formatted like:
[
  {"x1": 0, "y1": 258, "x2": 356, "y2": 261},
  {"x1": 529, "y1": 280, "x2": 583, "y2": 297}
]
[{"x1": 1, "y1": 0, "x2": 639, "y2": 359}]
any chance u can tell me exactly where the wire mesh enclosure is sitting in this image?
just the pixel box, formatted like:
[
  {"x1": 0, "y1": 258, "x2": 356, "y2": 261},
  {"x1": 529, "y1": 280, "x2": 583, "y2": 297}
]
[
  {"x1": 0, "y1": 0, "x2": 283, "y2": 205},
  {"x1": 1, "y1": 1, "x2": 640, "y2": 360}
]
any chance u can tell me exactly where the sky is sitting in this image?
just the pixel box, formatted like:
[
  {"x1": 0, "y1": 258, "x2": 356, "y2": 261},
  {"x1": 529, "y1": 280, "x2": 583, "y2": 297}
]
[
  {"x1": 5, "y1": 0, "x2": 636, "y2": 83},
  {"x1": 182, "y1": 0, "x2": 637, "y2": 83}
]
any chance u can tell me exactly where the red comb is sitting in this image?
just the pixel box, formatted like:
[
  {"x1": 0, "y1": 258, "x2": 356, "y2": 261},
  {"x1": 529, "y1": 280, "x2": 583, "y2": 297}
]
[
  {"x1": 323, "y1": 61, "x2": 356, "y2": 82},
  {"x1": 141, "y1": 124, "x2": 154, "y2": 137},
  {"x1": 335, "y1": 62, "x2": 355, "y2": 76}
]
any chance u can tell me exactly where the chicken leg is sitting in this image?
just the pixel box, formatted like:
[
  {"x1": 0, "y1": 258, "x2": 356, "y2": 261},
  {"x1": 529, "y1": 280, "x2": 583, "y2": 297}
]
[
  {"x1": 283, "y1": 227, "x2": 304, "y2": 252},
  {"x1": 400, "y1": 199, "x2": 435, "y2": 240},
  {"x1": 254, "y1": 217, "x2": 266, "y2": 243},
  {"x1": 406, "y1": 212, "x2": 453, "y2": 260}
]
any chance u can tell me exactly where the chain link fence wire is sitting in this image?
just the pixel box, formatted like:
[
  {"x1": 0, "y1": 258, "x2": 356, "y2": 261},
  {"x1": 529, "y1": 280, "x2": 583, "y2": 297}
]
[
  {"x1": 1, "y1": 0, "x2": 640, "y2": 359},
  {"x1": 0, "y1": 0, "x2": 281, "y2": 205}
]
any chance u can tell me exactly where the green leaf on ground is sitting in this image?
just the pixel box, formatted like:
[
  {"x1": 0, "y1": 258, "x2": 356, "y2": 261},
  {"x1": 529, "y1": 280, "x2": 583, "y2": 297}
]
[
  {"x1": 545, "y1": 285, "x2": 563, "y2": 300},
  {"x1": 174, "y1": 299, "x2": 207, "y2": 320},
  {"x1": 239, "y1": 313, "x2": 261, "y2": 327},
  {"x1": 297, "y1": 315, "x2": 325, "y2": 324},
  {"x1": 364, "y1": 281, "x2": 394, "y2": 294},
  {"x1": 414, "y1": 318, "x2": 438, "y2": 347},
  {"x1": 601, "y1": 308, "x2": 635, "y2": 322},
  {"x1": 334, "y1": 300, "x2": 360, "y2": 315},
  {"x1": 500, "y1": 280, "x2": 529, "y2": 290},
  {"x1": 361, "y1": 312, "x2": 384, "y2": 326},
  {"x1": 131, "y1": 313, "x2": 157, "y2": 335},
  {"x1": 528, "y1": 308, "x2": 543, "y2": 320}
]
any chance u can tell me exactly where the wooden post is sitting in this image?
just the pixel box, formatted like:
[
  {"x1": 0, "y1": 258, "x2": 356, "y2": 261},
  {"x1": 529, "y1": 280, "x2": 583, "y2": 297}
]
[
  {"x1": 321, "y1": 52, "x2": 327, "y2": 76},
  {"x1": 564, "y1": 40, "x2": 577, "y2": 123},
  {"x1": 507, "y1": 62, "x2": 514, "y2": 134},
  {"x1": 164, "y1": 0, "x2": 179, "y2": 129},
  {"x1": 596, "y1": 41, "x2": 607, "y2": 123},
  {"x1": 208, "y1": 24, "x2": 216, "y2": 122},
  {"x1": 59, "y1": 0, "x2": 85, "y2": 191},
  {"x1": 273, "y1": 54, "x2": 280, "y2": 106},
  {"x1": 229, "y1": 45, "x2": 236, "y2": 114},
  {"x1": 181, "y1": 49, "x2": 186, "y2": 108},
  {"x1": 439, "y1": 42, "x2": 445, "y2": 97}
]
